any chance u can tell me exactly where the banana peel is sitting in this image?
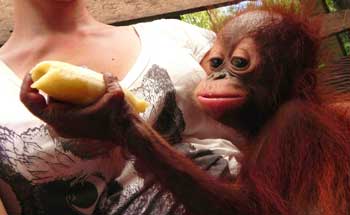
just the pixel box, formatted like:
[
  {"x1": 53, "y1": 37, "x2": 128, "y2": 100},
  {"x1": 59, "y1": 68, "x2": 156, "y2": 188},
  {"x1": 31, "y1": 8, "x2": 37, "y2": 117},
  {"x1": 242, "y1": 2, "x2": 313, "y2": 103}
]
[{"x1": 30, "y1": 61, "x2": 149, "y2": 113}]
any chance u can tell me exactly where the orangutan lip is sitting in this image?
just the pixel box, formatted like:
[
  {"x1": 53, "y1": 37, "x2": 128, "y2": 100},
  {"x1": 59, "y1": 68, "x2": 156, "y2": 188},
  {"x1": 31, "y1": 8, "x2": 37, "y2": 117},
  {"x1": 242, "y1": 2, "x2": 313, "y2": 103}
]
[
  {"x1": 198, "y1": 94, "x2": 243, "y2": 98},
  {"x1": 197, "y1": 92, "x2": 245, "y2": 99},
  {"x1": 197, "y1": 96, "x2": 244, "y2": 102},
  {"x1": 197, "y1": 95, "x2": 245, "y2": 109}
]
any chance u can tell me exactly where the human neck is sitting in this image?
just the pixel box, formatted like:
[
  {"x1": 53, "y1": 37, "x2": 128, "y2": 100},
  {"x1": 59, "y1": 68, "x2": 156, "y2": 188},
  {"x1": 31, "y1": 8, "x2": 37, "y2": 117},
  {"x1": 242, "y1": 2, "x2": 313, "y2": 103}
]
[
  {"x1": 12, "y1": 0, "x2": 96, "y2": 37},
  {"x1": 0, "y1": 0, "x2": 104, "y2": 78}
]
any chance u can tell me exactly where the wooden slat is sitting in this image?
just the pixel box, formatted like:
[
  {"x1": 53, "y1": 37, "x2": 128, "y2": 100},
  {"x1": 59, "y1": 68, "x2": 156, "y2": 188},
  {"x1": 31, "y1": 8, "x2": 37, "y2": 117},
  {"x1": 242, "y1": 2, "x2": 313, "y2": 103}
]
[
  {"x1": 320, "y1": 36, "x2": 347, "y2": 58},
  {"x1": 323, "y1": 56, "x2": 350, "y2": 93},
  {"x1": 314, "y1": 0, "x2": 346, "y2": 58},
  {"x1": 318, "y1": 9, "x2": 350, "y2": 37},
  {"x1": 1, "y1": 1, "x2": 348, "y2": 45},
  {"x1": 0, "y1": 0, "x2": 240, "y2": 45},
  {"x1": 334, "y1": 0, "x2": 350, "y2": 9}
]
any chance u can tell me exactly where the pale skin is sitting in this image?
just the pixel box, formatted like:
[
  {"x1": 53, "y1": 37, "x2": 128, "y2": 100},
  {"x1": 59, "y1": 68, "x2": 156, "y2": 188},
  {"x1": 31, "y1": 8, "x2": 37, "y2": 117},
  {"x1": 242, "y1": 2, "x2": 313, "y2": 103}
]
[
  {"x1": 0, "y1": 0, "x2": 140, "y2": 80},
  {"x1": 0, "y1": 0, "x2": 142, "y2": 158},
  {"x1": 0, "y1": 0, "x2": 146, "y2": 212}
]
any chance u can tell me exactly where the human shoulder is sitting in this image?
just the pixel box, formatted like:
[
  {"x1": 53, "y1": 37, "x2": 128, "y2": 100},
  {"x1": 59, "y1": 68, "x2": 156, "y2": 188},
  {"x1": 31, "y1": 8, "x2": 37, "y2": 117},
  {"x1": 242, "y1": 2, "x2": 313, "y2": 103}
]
[
  {"x1": 135, "y1": 19, "x2": 215, "y2": 41},
  {"x1": 134, "y1": 19, "x2": 216, "y2": 61}
]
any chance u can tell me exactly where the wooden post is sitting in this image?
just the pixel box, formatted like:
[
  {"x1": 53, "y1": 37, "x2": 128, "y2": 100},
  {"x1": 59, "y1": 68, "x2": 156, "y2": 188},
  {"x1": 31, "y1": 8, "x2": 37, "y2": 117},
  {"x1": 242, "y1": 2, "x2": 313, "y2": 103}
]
[{"x1": 315, "y1": 0, "x2": 348, "y2": 58}]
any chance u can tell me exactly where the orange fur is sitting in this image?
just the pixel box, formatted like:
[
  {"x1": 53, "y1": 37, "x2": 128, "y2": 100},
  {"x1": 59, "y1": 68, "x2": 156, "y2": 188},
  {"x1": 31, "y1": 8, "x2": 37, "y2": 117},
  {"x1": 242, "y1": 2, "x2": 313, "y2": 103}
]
[{"x1": 124, "y1": 1, "x2": 350, "y2": 215}]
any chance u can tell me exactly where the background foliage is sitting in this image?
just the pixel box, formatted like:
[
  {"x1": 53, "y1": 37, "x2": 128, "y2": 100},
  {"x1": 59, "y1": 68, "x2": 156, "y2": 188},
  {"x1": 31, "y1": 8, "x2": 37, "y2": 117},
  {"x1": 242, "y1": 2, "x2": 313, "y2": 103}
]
[
  {"x1": 181, "y1": 0, "x2": 349, "y2": 56},
  {"x1": 324, "y1": 0, "x2": 350, "y2": 55}
]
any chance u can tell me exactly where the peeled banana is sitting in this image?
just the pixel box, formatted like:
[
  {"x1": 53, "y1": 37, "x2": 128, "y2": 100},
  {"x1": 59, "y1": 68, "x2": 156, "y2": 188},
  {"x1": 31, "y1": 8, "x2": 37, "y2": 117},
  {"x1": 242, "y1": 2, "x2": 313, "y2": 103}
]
[{"x1": 30, "y1": 61, "x2": 149, "y2": 113}]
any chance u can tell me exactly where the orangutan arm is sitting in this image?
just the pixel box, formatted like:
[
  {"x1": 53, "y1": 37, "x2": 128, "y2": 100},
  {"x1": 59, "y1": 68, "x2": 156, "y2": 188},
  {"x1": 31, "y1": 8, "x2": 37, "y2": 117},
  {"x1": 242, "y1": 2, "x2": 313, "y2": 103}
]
[{"x1": 120, "y1": 113, "x2": 252, "y2": 215}]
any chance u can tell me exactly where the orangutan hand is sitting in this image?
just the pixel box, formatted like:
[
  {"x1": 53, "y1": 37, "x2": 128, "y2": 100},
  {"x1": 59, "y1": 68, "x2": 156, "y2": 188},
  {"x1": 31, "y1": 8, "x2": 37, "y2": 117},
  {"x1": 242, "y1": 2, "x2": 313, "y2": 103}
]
[{"x1": 20, "y1": 72, "x2": 131, "y2": 140}]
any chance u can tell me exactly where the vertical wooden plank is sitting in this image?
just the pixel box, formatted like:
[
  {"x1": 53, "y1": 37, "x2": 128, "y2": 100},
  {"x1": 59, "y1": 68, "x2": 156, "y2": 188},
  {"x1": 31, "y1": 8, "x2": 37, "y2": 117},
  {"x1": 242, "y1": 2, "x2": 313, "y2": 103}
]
[
  {"x1": 315, "y1": 0, "x2": 346, "y2": 58},
  {"x1": 317, "y1": 9, "x2": 350, "y2": 37}
]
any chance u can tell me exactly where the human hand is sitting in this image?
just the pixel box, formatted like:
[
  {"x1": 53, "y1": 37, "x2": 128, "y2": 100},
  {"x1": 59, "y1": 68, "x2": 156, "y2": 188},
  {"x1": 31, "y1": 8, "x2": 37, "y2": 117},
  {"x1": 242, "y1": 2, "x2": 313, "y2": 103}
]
[{"x1": 20, "y1": 72, "x2": 131, "y2": 140}]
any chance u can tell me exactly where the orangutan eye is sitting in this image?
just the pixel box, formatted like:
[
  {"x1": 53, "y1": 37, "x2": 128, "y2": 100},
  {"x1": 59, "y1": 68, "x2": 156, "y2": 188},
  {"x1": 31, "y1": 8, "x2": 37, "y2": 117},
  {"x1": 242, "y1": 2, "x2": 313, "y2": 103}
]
[
  {"x1": 210, "y1": 58, "x2": 223, "y2": 68},
  {"x1": 231, "y1": 57, "x2": 249, "y2": 70}
]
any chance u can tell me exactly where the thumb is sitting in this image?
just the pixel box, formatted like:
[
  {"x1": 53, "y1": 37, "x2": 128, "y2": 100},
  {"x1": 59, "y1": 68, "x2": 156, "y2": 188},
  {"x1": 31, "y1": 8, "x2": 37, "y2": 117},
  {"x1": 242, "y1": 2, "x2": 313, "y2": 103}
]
[{"x1": 20, "y1": 73, "x2": 48, "y2": 118}]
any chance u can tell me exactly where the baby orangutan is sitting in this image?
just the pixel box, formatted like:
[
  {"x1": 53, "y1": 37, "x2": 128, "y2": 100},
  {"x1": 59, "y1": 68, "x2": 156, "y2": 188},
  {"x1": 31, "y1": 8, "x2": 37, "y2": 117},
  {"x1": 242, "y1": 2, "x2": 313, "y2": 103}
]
[
  {"x1": 21, "y1": 2, "x2": 350, "y2": 215},
  {"x1": 116, "y1": 4, "x2": 350, "y2": 215}
]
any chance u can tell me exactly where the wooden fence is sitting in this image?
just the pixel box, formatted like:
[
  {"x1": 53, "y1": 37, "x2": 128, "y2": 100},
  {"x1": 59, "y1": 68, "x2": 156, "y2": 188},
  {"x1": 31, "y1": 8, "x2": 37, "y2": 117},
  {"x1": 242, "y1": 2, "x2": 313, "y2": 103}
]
[{"x1": 0, "y1": 0, "x2": 349, "y2": 53}]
